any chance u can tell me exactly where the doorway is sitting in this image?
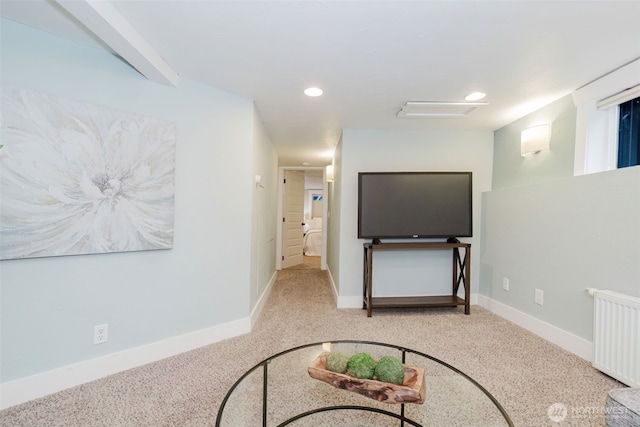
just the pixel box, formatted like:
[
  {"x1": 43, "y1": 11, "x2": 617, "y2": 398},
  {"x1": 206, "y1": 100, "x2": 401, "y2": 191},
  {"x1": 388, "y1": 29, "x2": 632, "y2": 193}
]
[{"x1": 276, "y1": 166, "x2": 327, "y2": 270}]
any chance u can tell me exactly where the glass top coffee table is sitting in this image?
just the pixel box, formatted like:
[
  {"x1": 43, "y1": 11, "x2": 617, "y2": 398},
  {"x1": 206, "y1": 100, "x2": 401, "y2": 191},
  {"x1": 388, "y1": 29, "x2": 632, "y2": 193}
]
[{"x1": 216, "y1": 340, "x2": 513, "y2": 426}]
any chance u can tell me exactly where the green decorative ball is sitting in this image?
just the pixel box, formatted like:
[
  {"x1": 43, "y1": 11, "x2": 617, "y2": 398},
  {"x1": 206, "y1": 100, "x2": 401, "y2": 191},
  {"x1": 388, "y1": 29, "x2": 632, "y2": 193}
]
[
  {"x1": 374, "y1": 356, "x2": 405, "y2": 385},
  {"x1": 325, "y1": 351, "x2": 349, "y2": 374},
  {"x1": 346, "y1": 352, "x2": 377, "y2": 379}
]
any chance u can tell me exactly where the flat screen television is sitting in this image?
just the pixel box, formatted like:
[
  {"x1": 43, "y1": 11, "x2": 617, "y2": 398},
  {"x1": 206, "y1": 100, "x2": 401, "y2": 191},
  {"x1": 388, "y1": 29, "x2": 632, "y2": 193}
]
[{"x1": 358, "y1": 172, "x2": 472, "y2": 240}]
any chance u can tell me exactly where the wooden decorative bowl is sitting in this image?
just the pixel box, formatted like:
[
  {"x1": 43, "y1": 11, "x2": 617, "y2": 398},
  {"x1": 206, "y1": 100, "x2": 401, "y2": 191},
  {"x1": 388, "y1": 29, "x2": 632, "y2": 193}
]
[{"x1": 307, "y1": 352, "x2": 426, "y2": 404}]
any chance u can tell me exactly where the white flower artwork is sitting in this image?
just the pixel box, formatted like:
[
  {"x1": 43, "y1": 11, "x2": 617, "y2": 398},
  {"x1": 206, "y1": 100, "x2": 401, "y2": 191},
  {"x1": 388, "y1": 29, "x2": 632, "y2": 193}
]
[{"x1": 0, "y1": 89, "x2": 176, "y2": 260}]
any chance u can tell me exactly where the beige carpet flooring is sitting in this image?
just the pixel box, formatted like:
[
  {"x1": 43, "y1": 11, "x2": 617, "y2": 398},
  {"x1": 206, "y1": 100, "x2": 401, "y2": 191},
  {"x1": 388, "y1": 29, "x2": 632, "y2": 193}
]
[
  {"x1": 285, "y1": 255, "x2": 321, "y2": 270},
  {"x1": 0, "y1": 266, "x2": 624, "y2": 426}
]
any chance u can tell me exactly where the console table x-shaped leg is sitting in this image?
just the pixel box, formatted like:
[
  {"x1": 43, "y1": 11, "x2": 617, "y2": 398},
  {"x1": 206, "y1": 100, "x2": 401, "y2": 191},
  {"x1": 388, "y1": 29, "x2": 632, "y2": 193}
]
[{"x1": 362, "y1": 241, "x2": 471, "y2": 317}]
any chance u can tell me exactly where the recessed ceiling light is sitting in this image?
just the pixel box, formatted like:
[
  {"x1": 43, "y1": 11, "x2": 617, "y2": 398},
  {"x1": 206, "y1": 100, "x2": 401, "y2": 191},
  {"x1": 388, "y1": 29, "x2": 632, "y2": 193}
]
[
  {"x1": 465, "y1": 92, "x2": 486, "y2": 101},
  {"x1": 304, "y1": 87, "x2": 323, "y2": 97}
]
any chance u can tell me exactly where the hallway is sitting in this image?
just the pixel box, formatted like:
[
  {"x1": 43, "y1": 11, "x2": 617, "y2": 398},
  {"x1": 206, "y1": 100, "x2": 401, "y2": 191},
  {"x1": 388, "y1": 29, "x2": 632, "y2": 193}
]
[{"x1": 284, "y1": 255, "x2": 320, "y2": 270}]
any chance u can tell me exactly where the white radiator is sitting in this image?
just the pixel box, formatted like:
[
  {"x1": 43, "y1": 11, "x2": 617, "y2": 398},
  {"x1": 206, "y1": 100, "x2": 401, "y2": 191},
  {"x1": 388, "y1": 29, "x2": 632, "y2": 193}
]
[{"x1": 589, "y1": 289, "x2": 640, "y2": 388}]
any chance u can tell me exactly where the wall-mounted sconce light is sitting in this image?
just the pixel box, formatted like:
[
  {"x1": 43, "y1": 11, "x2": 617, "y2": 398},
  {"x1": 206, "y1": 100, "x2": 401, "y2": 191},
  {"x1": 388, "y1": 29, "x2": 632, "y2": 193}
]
[
  {"x1": 326, "y1": 164, "x2": 334, "y2": 183},
  {"x1": 521, "y1": 124, "x2": 551, "y2": 156}
]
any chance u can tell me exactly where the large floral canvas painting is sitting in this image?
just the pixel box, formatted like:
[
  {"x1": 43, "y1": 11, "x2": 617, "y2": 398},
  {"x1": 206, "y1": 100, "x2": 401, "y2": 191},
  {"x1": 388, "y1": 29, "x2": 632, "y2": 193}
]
[{"x1": 0, "y1": 89, "x2": 176, "y2": 260}]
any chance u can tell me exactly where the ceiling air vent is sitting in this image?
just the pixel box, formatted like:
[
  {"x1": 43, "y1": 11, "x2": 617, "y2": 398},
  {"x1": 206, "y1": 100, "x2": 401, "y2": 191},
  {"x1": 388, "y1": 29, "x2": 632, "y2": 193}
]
[{"x1": 397, "y1": 101, "x2": 488, "y2": 118}]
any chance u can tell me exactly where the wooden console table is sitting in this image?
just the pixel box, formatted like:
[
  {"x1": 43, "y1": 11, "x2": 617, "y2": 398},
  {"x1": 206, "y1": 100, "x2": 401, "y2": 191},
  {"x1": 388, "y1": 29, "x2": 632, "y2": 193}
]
[{"x1": 362, "y1": 241, "x2": 471, "y2": 317}]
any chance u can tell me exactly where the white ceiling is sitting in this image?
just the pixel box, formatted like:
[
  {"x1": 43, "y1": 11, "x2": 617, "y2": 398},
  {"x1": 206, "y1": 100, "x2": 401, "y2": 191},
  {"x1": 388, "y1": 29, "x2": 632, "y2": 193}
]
[{"x1": 2, "y1": 0, "x2": 639, "y2": 166}]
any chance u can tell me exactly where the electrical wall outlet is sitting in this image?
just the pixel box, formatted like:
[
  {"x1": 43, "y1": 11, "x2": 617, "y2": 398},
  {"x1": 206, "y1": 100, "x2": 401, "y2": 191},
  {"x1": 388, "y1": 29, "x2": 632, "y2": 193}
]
[
  {"x1": 535, "y1": 289, "x2": 544, "y2": 306},
  {"x1": 502, "y1": 277, "x2": 510, "y2": 291},
  {"x1": 94, "y1": 324, "x2": 108, "y2": 344}
]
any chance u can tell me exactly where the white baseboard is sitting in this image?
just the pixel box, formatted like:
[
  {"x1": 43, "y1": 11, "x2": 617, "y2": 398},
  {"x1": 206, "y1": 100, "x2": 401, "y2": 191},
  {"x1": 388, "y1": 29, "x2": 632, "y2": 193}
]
[
  {"x1": 337, "y1": 295, "x2": 362, "y2": 308},
  {"x1": 251, "y1": 270, "x2": 278, "y2": 327},
  {"x1": 2, "y1": 289, "x2": 591, "y2": 410},
  {"x1": 326, "y1": 266, "x2": 338, "y2": 303},
  {"x1": 477, "y1": 295, "x2": 593, "y2": 361},
  {"x1": 1, "y1": 271, "x2": 278, "y2": 410},
  {"x1": 334, "y1": 291, "x2": 591, "y2": 361},
  {"x1": 0, "y1": 270, "x2": 274, "y2": 411},
  {"x1": 0, "y1": 317, "x2": 251, "y2": 410}
]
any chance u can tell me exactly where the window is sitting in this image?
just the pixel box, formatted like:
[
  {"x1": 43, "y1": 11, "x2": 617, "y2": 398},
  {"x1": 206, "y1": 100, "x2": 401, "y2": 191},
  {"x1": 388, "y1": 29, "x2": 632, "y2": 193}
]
[
  {"x1": 617, "y1": 96, "x2": 640, "y2": 168},
  {"x1": 571, "y1": 59, "x2": 640, "y2": 175}
]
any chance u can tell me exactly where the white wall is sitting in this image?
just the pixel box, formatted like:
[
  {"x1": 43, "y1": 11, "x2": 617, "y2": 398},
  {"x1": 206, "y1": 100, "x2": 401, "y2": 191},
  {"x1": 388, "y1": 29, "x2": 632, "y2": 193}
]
[
  {"x1": 336, "y1": 129, "x2": 494, "y2": 306},
  {"x1": 572, "y1": 59, "x2": 640, "y2": 175},
  {"x1": 304, "y1": 174, "x2": 324, "y2": 220},
  {"x1": 0, "y1": 19, "x2": 277, "y2": 406}
]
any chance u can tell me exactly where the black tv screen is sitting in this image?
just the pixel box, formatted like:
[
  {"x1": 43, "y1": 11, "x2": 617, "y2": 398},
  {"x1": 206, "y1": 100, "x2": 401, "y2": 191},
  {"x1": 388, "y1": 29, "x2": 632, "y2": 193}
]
[{"x1": 358, "y1": 172, "x2": 472, "y2": 239}]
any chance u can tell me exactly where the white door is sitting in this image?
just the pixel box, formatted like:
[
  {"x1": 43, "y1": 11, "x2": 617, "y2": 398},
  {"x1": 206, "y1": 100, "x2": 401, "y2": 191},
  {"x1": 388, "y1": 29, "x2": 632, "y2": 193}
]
[{"x1": 282, "y1": 170, "x2": 305, "y2": 268}]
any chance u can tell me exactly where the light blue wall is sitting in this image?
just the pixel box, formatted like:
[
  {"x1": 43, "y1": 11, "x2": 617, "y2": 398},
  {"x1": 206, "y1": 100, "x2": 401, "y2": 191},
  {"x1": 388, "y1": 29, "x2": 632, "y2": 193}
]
[
  {"x1": 482, "y1": 94, "x2": 640, "y2": 341},
  {"x1": 250, "y1": 111, "x2": 279, "y2": 309},
  {"x1": 492, "y1": 95, "x2": 576, "y2": 189},
  {"x1": 3, "y1": 11, "x2": 633, "y2": 395},
  {"x1": 480, "y1": 167, "x2": 640, "y2": 340},
  {"x1": 336, "y1": 129, "x2": 494, "y2": 304},
  {"x1": 0, "y1": 19, "x2": 276, "y2": 382},
  {"x1": 326, "y1": 134, "x2": 342, "y2": 292}
]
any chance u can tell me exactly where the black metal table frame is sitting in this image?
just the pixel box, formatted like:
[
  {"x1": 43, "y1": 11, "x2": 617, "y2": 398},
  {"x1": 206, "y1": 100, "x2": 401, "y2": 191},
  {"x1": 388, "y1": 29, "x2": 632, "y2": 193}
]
[{"x1": 215, "y1": 340, "x2": 514, "y2": 427}]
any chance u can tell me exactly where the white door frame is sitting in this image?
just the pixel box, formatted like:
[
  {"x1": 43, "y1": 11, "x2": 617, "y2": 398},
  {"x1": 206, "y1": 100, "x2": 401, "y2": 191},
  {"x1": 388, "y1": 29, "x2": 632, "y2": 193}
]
[{"x1": 276, "y1": 166, "x2": 328, "y2": 270}]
